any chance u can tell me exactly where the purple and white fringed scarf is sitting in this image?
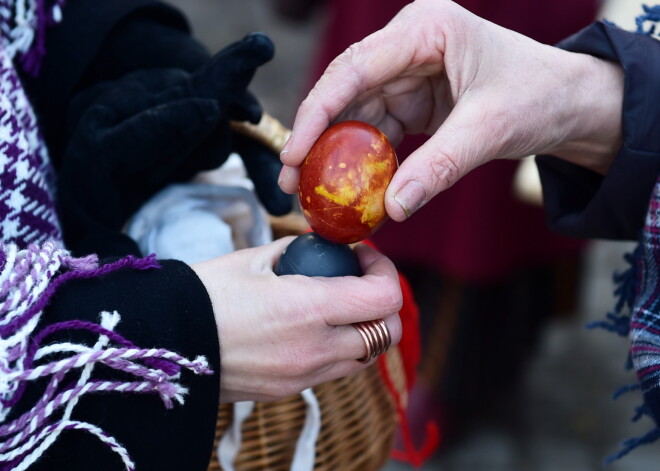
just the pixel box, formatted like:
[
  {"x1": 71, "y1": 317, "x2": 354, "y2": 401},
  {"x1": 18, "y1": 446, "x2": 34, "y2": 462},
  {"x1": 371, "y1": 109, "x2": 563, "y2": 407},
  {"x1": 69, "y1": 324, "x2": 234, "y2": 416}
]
[
  {"x1": 0, "y1": 0, "x2": 67, "y2": 75},
  {"x1": 0, "y1": 48, "x2": 61, "y2": 248},
  {"x1": 0, "y1": 3, "x2": 214, "y2": 469},
  {"x1": 0, "y1": 243, "x2": 213, "y2": 471},
  {"x1": 589, "y1": 173, "x2": 660, "y2": 462},
  {"x1": 0, "y1": 0, "x2": 65, "y2": 248}
]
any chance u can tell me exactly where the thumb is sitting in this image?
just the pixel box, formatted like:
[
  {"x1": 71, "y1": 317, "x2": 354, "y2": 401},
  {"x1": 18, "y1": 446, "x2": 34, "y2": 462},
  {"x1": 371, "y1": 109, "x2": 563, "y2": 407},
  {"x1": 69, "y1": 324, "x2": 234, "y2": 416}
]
[{"x1": 384, "y1": 102, "x2": 493, "y2": 221}]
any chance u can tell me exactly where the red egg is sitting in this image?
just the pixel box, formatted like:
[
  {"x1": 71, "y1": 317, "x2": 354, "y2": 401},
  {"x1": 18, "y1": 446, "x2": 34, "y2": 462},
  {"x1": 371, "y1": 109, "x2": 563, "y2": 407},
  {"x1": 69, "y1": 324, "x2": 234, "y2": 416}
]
[{"x1": 298, "y1": 121, "x2": 398, "y2": 244}]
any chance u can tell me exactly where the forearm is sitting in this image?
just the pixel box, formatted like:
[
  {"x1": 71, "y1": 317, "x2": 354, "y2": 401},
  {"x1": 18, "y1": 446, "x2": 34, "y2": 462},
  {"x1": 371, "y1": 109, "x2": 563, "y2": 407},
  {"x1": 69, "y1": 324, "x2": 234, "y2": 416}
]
[{"x1": 543, "y1": 52, "x2": 624, "y2": 175}]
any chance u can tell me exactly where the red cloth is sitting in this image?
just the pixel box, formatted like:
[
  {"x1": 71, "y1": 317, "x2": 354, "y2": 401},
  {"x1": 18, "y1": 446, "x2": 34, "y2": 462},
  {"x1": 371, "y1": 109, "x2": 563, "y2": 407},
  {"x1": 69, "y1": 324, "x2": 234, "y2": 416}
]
[{"x1": 307, "y1": 0, "x2": 597, "y2": 282}]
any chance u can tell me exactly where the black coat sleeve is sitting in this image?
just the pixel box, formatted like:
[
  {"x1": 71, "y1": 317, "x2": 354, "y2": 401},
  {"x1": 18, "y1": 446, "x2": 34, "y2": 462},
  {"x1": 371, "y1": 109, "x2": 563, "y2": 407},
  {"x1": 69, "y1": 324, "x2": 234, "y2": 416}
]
[
  {"x1": 22, "y1": 259, "x2": 220, "y2": 471},
  {"x1": 536, "y1": 21, "x2": 660, "y2": 241}
]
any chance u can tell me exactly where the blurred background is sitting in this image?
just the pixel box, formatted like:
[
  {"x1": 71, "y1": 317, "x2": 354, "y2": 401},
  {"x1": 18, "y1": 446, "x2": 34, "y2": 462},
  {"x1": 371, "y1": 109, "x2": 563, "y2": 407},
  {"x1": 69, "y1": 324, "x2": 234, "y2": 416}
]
[{"x1": 164, "y1": 0, "x2": 658, "y2": 469}]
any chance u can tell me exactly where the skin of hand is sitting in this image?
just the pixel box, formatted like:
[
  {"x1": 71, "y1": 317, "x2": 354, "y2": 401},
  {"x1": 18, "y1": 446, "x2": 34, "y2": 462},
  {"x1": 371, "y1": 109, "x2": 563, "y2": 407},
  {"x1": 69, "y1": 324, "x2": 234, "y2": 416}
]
[
  {"x1": 191, "y1": 237, "x2": 403, "y2": 403},
  {"x1": 278, "y1": 0, "x2": 624, "y2": 221}
]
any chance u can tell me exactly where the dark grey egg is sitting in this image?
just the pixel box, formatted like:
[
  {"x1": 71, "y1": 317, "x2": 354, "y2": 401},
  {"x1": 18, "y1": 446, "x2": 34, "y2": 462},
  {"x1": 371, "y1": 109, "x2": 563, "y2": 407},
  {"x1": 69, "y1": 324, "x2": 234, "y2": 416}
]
[{"x1": 274, "y1": 232, "x2": 361, "y2": 277}]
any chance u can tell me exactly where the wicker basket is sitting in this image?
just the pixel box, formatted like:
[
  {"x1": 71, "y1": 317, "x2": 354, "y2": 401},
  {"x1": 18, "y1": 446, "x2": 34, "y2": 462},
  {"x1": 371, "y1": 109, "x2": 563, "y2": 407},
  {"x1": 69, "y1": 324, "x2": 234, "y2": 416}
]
[
  {"x1": 208, "y1": 345, "x2": 407, "y2": 471},
  {"x1": 206, "y1": 212, "x2": 410, "y2": 470}
]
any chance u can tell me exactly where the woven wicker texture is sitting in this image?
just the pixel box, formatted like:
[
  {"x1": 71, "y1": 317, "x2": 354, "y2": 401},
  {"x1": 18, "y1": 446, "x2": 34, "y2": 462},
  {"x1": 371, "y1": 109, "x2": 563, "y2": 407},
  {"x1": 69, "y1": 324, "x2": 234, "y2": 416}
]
[{"x1": 208, "y1": 345, "x2": 406, "y2": 471}]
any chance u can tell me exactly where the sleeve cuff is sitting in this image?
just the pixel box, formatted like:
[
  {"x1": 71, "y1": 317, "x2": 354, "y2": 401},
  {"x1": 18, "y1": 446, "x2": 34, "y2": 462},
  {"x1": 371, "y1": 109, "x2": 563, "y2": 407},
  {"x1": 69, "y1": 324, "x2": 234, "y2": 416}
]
[{"x1": 537, "y1": 21, "x2": 660, "y2": 240}]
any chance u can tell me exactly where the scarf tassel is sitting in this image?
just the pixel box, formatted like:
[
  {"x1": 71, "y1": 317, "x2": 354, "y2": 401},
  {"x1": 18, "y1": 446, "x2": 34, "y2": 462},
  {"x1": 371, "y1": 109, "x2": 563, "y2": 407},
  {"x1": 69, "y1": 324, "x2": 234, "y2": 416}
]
[{"x1": 0, "y1": 243, "x2": 213, "y2": 471}]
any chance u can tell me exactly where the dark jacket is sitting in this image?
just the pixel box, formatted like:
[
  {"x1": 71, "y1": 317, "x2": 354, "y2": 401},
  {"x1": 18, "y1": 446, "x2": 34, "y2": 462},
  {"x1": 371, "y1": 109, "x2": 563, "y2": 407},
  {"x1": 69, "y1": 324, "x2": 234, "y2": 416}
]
[{"x1": 537, "y1": 21, "x2": 660, "y2": 241}]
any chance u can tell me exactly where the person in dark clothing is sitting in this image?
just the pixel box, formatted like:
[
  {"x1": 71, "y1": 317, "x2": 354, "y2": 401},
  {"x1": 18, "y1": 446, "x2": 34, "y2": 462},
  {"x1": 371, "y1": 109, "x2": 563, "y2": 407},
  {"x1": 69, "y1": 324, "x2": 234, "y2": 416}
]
[
  {"x1": 0, "y1": 1, "x2": 403, "y2": 470},
  {"x1": 278, "y1": 0, "x2": 660, "y2": 460}
]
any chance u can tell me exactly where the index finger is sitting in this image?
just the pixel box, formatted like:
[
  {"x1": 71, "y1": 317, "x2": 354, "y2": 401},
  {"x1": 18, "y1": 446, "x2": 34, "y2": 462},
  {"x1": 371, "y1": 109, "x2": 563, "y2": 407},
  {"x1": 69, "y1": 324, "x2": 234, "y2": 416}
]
[{"x1": 279, "y1": 20, "x2": 421, "y2": 180}]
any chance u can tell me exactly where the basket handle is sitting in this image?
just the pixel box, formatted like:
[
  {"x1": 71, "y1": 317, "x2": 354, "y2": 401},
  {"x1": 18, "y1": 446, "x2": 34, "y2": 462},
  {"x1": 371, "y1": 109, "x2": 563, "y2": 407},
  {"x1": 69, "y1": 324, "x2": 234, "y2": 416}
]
[{"x1": 230, "y1": 113, "x2": 292, "y2": 155}]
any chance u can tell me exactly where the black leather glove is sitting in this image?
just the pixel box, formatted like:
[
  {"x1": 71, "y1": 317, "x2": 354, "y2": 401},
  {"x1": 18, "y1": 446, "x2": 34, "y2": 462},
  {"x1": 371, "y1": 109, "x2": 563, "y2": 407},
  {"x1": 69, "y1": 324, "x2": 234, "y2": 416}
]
[{"x1": 58, "y1": 32, "x2": 292, "y2": 256}]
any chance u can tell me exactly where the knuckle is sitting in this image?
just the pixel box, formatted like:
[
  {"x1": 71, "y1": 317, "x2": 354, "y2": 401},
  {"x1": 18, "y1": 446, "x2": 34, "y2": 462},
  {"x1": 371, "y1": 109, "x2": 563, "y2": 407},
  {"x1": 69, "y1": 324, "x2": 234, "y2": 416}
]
[
  {"x1": 335, "y1": 43, "x2": 360, "y2": 69},
  {"x1": 387, "y1": 314, "x2": 403, "y2": 346},
  {"x1": 300, "y1": 90, "x2": 335, "y2": 128},
  {"x1": 329, "y1": 43, "x2": 366, "y2": 92},
  {"x1": 377, "y1": 279, "x2": 404, "y2": 314},
  {"x1": 341, "y1": 278, "x2": 402, "y2": 318},
  {"x1": 428, "y1": 153, "x2": 461, "y2": 191},
  {"x1": 298, "y1": 93, "x2": 316, "y2": 114}
]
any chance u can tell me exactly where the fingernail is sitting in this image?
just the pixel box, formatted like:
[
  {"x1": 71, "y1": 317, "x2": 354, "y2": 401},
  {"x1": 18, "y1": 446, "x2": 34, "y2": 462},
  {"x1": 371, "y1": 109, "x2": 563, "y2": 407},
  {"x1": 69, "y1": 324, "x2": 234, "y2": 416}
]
[
  {"x1": 280, "y1": 131, "x2": 294, "y2": 157},
  {"x1": 278, "y1": 166, "x2": 289, "y2": 186},
  {"x1": 393, "y1": 180, "x2": 426, "y2": 218}
]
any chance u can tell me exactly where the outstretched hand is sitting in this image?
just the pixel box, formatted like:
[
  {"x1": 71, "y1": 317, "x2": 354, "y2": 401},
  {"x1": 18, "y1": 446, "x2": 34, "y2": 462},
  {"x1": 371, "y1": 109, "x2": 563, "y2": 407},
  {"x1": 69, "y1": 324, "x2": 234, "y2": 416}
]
[{"x1": 279, "y1": 0, "x2": 623, "y2": 221}]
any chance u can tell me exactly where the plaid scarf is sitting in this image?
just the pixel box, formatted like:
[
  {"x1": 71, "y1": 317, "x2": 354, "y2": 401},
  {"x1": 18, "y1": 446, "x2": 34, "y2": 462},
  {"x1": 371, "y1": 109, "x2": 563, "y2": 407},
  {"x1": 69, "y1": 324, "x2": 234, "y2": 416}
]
[
  {"x1": 591, "y1": 174, "x2": 660, "y2": 462},
  {"x1": 585, "y1": 5, "x2": 660, "y2": 462}
]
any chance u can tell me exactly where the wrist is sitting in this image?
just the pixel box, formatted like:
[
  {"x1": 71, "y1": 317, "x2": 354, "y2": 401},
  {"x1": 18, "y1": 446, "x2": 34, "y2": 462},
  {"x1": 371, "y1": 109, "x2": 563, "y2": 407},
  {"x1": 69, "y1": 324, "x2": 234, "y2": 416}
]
[{"x1": 546, "y1": 52, "x2": 624, "y2": 174}]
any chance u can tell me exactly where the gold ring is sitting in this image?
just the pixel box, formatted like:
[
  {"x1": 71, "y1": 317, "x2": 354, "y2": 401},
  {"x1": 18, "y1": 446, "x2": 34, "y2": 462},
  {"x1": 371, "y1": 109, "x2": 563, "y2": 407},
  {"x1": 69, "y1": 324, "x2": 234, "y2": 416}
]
[{"x1": 353, "y1": 319, "x2": 391, "y2": 363}]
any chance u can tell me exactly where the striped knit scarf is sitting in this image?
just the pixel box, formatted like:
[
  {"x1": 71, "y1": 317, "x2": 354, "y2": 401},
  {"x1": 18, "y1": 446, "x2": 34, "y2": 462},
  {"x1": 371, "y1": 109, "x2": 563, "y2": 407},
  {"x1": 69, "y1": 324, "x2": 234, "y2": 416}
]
[{"x1": 0, "y1": 3, "x2": 213, "y2": 470}]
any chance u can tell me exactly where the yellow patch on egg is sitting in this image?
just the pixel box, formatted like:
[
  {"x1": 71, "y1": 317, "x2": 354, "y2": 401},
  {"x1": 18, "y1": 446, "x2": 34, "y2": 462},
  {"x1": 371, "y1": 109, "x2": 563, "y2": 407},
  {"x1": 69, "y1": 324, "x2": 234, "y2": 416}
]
[
  {"x1": 314, "y1": 184, "x2": 358, "y2": 207},
  {"x1": 357, "y1": 195, "x2": 385, "y2": 227}
]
